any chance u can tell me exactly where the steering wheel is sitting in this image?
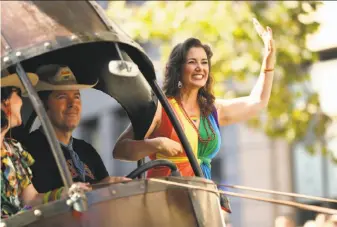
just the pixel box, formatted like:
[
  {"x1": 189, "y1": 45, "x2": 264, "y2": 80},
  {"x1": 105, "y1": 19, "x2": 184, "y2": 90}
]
[{"x1": 126, "y1": 159, "x2": 181, "y2": 179}]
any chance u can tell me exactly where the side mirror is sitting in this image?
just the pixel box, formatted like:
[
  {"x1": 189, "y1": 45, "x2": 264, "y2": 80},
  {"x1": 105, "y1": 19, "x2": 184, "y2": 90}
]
[{"x1": 108, "y1": 60, "x2": 139, "y2": 77}]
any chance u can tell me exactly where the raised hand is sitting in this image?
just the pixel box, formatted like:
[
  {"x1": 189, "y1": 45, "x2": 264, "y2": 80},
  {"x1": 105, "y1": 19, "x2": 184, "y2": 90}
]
[{"x1": 252, "y1": 18, "x2": 276, "y2": 69}]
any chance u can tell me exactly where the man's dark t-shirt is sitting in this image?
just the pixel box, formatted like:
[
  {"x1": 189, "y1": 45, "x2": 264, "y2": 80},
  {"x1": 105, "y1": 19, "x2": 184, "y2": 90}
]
[{"x1": 23, "y1": 129, "x2": 109, "y2": 193}]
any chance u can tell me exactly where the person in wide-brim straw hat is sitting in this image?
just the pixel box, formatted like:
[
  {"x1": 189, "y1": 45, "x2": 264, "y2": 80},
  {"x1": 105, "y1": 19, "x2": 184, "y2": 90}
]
[
  {"x1": 34, "y1": 64, "x2": 98, "y2": 91},
  {"x1": 1, "y1": 70, "x2": 39, "y2": 218}
]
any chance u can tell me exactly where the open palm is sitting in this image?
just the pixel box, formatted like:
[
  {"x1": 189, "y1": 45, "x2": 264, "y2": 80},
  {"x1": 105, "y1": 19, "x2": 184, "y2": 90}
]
[{"x1": 253, "y1": 18, "x2": 276, "y2": 67}]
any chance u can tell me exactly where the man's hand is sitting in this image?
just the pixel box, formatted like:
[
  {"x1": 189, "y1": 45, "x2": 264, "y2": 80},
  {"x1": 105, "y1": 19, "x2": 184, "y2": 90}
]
[
  {"x1": 61, "y1": 182, "x2": 92, "y2": 199},
  {"x1": 108, "y1": 176, "x2": 132, "y2": 183},
  {"x1": 101, "y1": 176, "x2": 131, "y2": 184}
]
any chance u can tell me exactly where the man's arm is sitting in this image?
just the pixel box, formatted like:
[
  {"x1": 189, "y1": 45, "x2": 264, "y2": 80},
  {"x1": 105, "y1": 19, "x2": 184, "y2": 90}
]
[{"x1": 99, "y1": 176, "x2": 131, "y2": 184}]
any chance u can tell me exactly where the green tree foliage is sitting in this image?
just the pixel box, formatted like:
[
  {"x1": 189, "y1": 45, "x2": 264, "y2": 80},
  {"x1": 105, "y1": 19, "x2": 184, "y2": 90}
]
[{"x1": 107, "y1": 1, "x2": 334, "y2": 159}]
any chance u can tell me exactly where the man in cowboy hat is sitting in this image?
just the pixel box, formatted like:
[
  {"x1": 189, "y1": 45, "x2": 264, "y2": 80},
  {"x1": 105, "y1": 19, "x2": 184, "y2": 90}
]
[{"x1": 22, "y1": 64, "x2": 129, "y2": 193}]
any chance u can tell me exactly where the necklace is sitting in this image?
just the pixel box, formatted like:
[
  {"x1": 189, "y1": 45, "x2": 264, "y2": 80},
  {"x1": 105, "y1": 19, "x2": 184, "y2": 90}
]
[{"x1": 176, "y1": 100, "x2": 215, "y2": 144}]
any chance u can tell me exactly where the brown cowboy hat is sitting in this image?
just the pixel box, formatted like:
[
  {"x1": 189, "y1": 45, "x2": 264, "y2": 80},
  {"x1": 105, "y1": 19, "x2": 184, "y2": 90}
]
[{"x1": 34, "y1": 64, "x2": 98, "y2": 91}]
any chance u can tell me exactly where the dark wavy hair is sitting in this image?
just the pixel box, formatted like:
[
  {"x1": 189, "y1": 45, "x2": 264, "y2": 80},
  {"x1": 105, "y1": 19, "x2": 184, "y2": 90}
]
[
  {"x1": 163, "y1": 37, "x2": 215, "y2": 116},
  {"x1": 1, "y1": 86, "x2": 21, "y2": 129}
]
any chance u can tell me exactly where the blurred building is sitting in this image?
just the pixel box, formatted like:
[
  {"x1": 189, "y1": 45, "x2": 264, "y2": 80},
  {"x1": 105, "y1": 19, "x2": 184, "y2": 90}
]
[
  {"x1": 70, "y1": 1, "x2": 336, "y2": 227},
  {"x1": 293, "y1": 1, "x2": 337, "y2": 224}
]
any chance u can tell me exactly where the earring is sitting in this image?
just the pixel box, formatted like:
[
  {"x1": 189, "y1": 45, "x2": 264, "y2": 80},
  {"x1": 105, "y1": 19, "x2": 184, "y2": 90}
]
[{"x1": 178, "y1": 81, "x2": 182, "y2": 89}]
